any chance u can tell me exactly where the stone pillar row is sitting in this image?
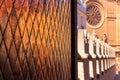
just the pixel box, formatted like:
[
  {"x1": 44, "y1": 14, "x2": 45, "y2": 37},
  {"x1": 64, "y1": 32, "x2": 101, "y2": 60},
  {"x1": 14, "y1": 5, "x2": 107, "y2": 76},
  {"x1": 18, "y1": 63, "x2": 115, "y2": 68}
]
[
  {"x1": 77, "y1": 30, "x2": 116, "y2": 80},
  {"x1": 77, "y1": 30, "x2": 116, "y2": 59}
]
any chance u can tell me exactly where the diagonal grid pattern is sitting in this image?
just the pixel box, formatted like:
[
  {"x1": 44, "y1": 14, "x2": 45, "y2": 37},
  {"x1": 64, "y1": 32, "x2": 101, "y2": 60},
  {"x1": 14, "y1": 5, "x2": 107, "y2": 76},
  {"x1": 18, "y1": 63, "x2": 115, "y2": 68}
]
[{"x1": 0, "y1": 0, "x2": 71, "y2": 80}]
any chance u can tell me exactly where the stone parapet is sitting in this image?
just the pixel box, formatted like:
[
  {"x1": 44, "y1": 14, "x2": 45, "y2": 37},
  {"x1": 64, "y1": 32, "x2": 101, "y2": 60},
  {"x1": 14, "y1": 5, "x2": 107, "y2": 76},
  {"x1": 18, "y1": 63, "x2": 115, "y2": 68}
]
[{"x1": 77, "y1": 31, "x2": 116, "y2": 80}]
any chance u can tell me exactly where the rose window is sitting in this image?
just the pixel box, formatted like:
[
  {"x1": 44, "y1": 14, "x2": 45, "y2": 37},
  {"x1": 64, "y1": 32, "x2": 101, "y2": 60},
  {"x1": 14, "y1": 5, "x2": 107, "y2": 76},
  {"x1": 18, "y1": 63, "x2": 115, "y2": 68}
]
[{"x1": 87, "y1": 5, "x2": 101, "y2": 26}]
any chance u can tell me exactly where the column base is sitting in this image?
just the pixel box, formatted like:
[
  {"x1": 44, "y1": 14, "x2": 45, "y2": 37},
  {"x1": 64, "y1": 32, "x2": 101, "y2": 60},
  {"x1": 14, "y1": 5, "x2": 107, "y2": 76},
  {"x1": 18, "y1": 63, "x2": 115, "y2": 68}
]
[
  {"x1": 89, "y1": 53, "x2": 96, "y2": 58},
  {"x1": 102, "y1": 55, "x2": 106, "y2": 58},
  {"x1": 97, "y1": 54, "x2": 102, "y2": 58},
  {"x1": 78, "y1": 52, "x2": 89, "y2": 59}
]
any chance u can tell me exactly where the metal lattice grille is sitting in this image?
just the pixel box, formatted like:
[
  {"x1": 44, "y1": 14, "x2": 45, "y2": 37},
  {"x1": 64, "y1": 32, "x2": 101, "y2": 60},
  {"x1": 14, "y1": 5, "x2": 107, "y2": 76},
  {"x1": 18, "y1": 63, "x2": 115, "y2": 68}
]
[{"x1": 0, "y1": 0, "x2": 71, "y2": 80}]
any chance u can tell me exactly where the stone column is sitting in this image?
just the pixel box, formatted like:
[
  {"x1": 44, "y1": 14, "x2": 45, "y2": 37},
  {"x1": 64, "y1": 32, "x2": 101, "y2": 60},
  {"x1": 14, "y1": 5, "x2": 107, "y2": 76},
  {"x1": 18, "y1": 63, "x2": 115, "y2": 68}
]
[
  {"x1": 104, "y1": 43, "x2": 107, "y2": 58},
  {"x1": 107, "y1": 45, "x2": 110, "y2": 58},
  {"x1": 101, "y1": 41, "x2": 105, "y2": 58},
  {"x1": 95, "y1": 38, "x2": 102, "y2": 58},
  {"x1": 89, "y1": 61, "x2": 94, "y2": 79},
  {"x1": 77, "y1": 29, "x2": 88, "y2": 58},
  {"x1": 78, "y1": 62, "x2": 85, "y2": 80},
  {"x1": 96, "y1": 60, "x2": 100, "y2": 74},
  {"x1": 89, "y1": 34, "x2": 96, "y2": 58},
  {"x1": 101, "y1": 59, "x2": 104, "y2": 72}
]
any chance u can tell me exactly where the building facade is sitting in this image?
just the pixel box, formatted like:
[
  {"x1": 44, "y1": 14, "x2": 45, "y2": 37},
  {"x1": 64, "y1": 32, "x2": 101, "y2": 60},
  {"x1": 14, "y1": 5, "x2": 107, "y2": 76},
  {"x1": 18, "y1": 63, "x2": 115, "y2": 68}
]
[
  {"x1": 85, "y1": 0, "x2": 115, "y2": 45},
  {"x1": 77, "y1": 0, "x2": 86, "y2": 29},
  {"x1": 85, "y1": 0, "x2": 120, "y2": 75}
]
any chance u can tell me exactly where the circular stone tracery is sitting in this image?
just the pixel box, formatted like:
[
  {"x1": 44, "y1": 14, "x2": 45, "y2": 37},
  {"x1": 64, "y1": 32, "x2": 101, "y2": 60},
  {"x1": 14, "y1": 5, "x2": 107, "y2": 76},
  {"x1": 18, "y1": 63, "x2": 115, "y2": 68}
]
[
  {"x1": 87, "y1": 5, "x2": 101, "y2": 26},
  {"x1": 86, "y1": 2, "x2": 104, "y2": 29}
]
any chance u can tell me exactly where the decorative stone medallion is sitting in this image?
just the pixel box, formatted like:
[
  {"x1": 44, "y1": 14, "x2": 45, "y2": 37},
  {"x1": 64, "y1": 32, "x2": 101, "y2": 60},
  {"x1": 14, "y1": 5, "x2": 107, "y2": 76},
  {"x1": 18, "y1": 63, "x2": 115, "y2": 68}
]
[{"x1": 86, "y1": 2, "x2": 104, "y2": 29}]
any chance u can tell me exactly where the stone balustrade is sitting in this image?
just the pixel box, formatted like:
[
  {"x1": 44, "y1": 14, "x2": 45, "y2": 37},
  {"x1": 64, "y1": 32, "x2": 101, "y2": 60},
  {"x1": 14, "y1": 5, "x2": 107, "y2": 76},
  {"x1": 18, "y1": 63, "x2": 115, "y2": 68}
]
[{"x1": 77, "y1": 30, "x2": 116, "y2": 80}]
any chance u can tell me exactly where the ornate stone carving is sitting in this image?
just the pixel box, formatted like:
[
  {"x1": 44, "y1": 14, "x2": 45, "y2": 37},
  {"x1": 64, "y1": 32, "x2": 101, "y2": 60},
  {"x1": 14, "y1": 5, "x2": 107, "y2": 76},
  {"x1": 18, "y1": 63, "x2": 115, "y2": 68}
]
[
  {"x1": 86, "y1": 2, "x2": 104, "y2": 29},
  {"x1": 87, "y1": 5, "x2": 101, "y2": 26}
]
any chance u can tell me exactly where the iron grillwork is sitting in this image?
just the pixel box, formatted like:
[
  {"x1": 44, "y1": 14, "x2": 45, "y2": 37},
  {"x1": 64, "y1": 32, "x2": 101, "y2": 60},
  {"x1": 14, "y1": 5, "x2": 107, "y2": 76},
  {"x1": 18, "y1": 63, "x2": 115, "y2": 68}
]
[{"x1": 0, "y1": 0, "x2": 71, "y2": 80}]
